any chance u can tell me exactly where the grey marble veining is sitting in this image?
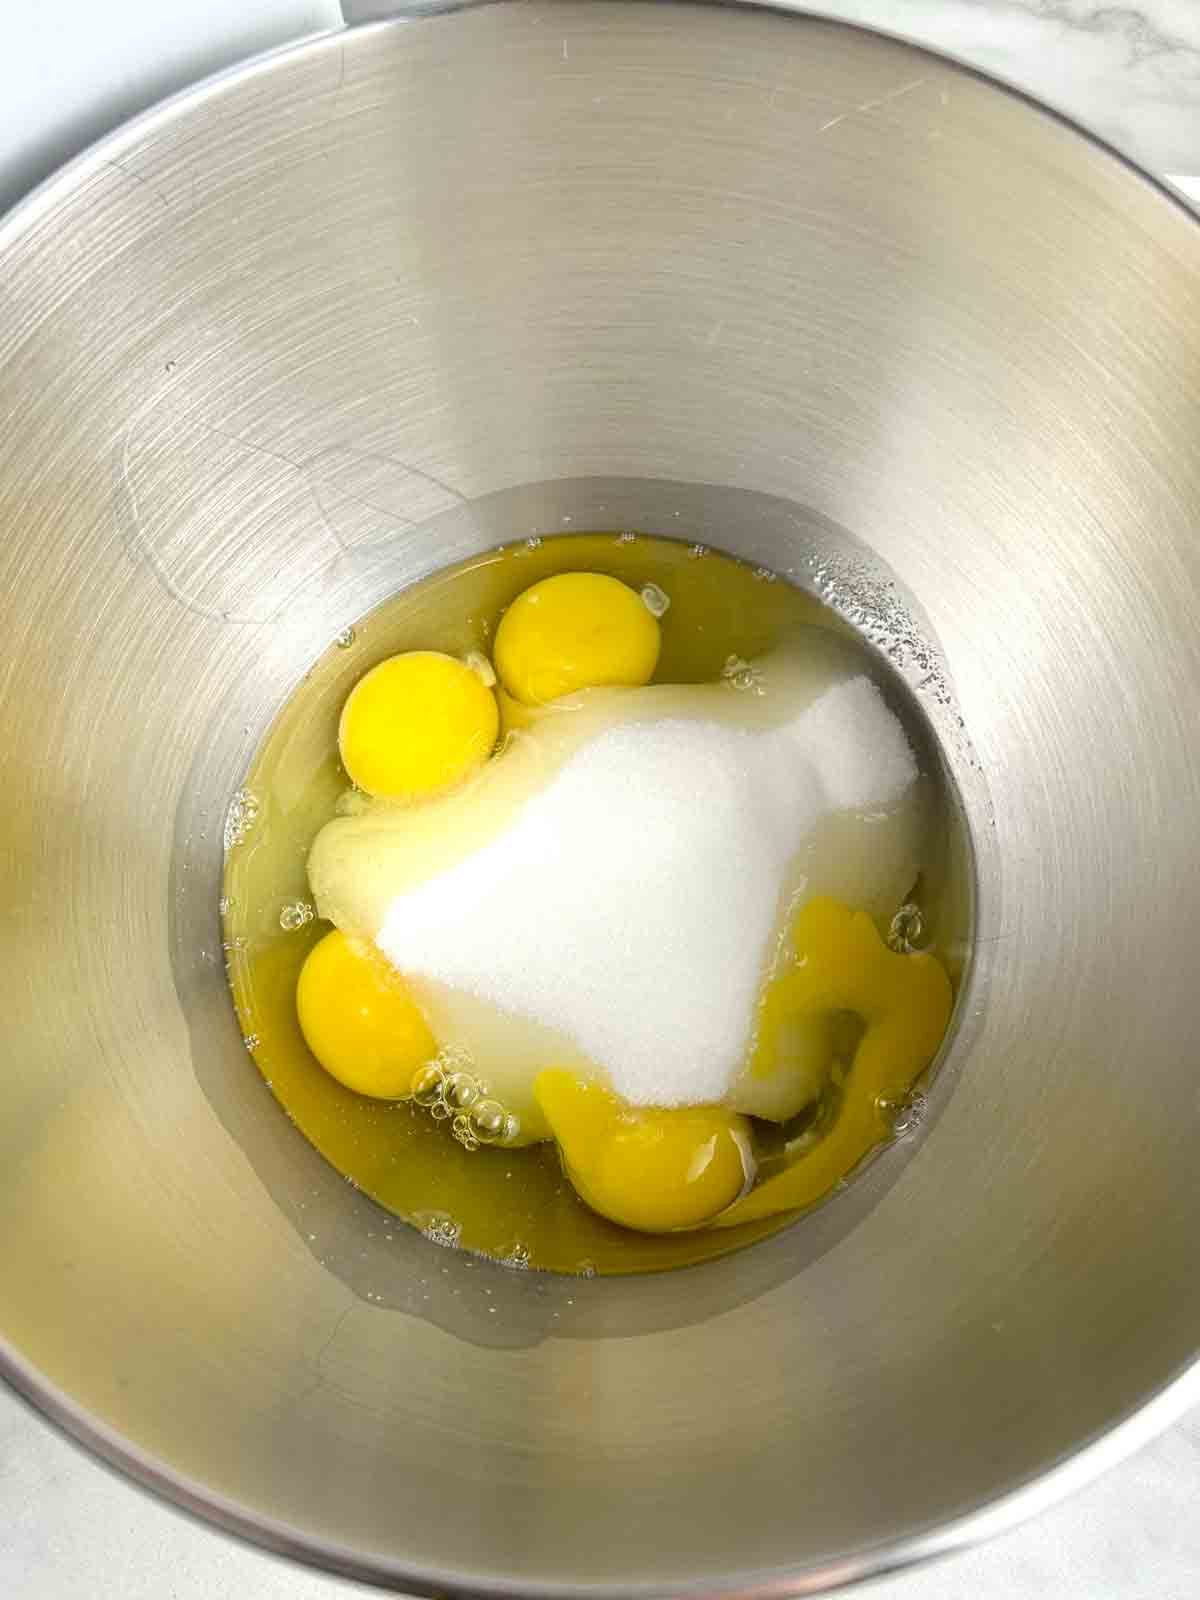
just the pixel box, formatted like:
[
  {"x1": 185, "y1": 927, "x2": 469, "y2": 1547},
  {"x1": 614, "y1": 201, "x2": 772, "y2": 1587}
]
[{"x1": 810, "y1": 0, "x2": 1200, "y2": 171}]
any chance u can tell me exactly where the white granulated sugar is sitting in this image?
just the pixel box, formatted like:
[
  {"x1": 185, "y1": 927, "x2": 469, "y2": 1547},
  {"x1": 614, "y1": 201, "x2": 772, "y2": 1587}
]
[
  {"x1": 791, "y1": 676, "x2": 917, "y2": 811},
  {"x1": 376, "y1": 678, "x2": 915, "y2": 1108}
]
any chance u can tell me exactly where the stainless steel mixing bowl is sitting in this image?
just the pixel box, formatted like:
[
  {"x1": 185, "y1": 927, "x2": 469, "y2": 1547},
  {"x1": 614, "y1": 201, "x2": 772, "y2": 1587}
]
[{"x1": 2, "y1": 2, "x2": 1199, "y2": 1594}]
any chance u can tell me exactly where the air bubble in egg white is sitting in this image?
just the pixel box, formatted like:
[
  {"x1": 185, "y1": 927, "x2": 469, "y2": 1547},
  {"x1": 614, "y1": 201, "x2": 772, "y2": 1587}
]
[
  {"x1": 640, "y1": 583, "x2": 671, "y2": 618},
  {"x1": 721, "y1": 655, "x2": 765, "y2": 696},
  {"x1": 445, "y1": 1072, "x2": 479, "y2": 1111},
  {"x1": 452, "y1": 1114, "x2": 480, "y2": 1151},
  {"x1": 420, "y1": 1214, "x2": 462, "y2": 1249},
  {"x1": 223, "y1": 789, "x2": 259, "y2": 850},
  {"x1": 410, "y1": 1063, "x2": 445, "y2": 1107},
  {"x1": 279, "y1": 900, "x2": 315, "y2": 932},
  {"x1": 469, "y1": 1100, "x2": 506, "y2": 1143},
  {"x1": 887, "y1": 902, "x2": 925, "y2": 954},
  {"x1": 881, "y1": 1091, "x2": 928, "y2": 1139}
]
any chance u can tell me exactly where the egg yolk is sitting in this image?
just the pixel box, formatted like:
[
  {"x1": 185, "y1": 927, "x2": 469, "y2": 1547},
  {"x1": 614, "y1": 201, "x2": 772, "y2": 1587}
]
[
  {"x1": 296, "y1": 928, "x2": 436, "y2": 1098},
  {"x1": 535, "y1": 1070, "x2": 753, "y2": 1232},
  {"x1": 338, "y1": 651, "x2": 499, "y2": 800},
  {"x1": 494, "y1": 572, "x2": 661, "y2": 705},
  {"x1": 715, "y1": 897, "x2": 952, "y2": 1227}
]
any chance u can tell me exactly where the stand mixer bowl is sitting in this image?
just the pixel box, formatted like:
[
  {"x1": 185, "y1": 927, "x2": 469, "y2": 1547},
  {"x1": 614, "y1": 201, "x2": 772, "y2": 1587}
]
[{"x1": 1, "y1": 3, "x2": 1198, "y2": 1594}]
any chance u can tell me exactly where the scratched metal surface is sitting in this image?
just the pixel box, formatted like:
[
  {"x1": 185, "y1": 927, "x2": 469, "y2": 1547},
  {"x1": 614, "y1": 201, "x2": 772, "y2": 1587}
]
[{"x1": 1, "y1": 4, "x2": 1199, "y2": 1596}]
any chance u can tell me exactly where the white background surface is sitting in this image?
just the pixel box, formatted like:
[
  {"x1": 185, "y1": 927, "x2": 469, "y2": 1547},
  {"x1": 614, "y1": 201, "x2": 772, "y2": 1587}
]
[
  {"x1": 2, "y1": 3, "x2": 1198, "y2": 1597},
  {"x1": 0, "y1": 0, "x2": 341, "y2": 215}
]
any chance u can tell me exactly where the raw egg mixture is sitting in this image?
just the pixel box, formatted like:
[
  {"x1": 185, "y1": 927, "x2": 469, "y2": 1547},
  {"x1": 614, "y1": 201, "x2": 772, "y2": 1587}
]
[{"x1": 223, "y1": 536, "x2": 963, "y2": 1274}]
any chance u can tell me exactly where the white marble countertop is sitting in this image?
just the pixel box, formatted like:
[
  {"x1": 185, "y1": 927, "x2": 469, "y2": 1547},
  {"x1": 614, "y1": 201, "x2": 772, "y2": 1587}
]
[{"x1": 2, "y1": 3, "x2": 1199, "y2": 1598}]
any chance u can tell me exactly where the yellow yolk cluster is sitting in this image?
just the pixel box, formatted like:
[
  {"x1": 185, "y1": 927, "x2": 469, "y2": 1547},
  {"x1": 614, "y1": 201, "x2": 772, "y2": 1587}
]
[
  {"x1": 493, "y1": 571, "x2": 660, "y2": 704},
  {"x1": 529, "y1": 899, "x2": 951, "y2": 1235},
  {"x1": 295, "y1": 571, "x2": 952, "y2": 1243},
  {"x1": 338, "y1": 650, "x2": 498, "y2": 800},
  {"x1": 534, "y1": 1071, "x2": 753, "y2": 1232},
  {"x1": 715, "y1": 897, "x2": 953, "y2": 1227},
  {"x1": 296, "y1": 928, "x2": 436, "y2": 1099},
  {"x1": 306, "y1": 574, "x2": 664, "y2": 1119}
]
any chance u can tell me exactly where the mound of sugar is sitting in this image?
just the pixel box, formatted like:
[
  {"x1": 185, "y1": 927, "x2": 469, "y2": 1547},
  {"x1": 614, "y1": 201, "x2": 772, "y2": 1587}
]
[
  {"x1": 789, "y1": 675, "x2": 917, "y2": 812},
  {"x1": 376, "y1": 676, "x2": 915, "y2": 1108}
]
